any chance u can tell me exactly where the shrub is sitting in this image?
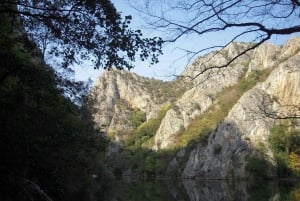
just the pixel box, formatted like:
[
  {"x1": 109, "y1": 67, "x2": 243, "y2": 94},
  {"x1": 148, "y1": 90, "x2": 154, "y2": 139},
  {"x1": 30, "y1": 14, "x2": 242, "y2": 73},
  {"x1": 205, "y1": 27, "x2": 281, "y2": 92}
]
[
  {"x1": 288, "y1": 152, "x2": 300, "y2": 176},
  {"x1": 238, "y1": 70, "x2": 261, "y2": 92},
  {"x1": 269, "y1": 125, "x2": 300, "y2": 177},
  {"x1": 274, "y1": 151, "x2": 290, "y2": 177},
  {"x1": 245, "y1": 155, "x2": 269, "y2": 178},
  {"x1": 130, "y1": 108, "x2": 146, "y2": 128},
  {"x1": 269, "y1": 126, "x2": 288, "y2": 152},
  {"x1": 125, "y1": 104, "x2": 171, "y2": 149}
]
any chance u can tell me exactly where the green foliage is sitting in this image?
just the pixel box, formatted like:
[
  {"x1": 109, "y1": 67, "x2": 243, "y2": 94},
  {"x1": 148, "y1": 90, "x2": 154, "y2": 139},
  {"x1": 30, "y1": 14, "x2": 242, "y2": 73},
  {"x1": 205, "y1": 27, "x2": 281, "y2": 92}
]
[
  {"x1": 288, "y1": 152, "x2": 300, "y2": 176},
  {"x1": 144, "y1": 155, "x2": 156, "y2": 177},
  {"x1": 238, "y1": 70, "x2": 262, "y2": 92},
  {"x1": 173, "y1": 89, "x2": 235, "y2": 148},
  {"x1": 2, "y1": 1, "x2": 162, "y2": 70},
  {"x1": 111, "y1": 145, "x2": 177, "y2": 179},
  {"x1": 269, "y1": 125, "x2": 300, "y2": 154},
  {"x1": 125, "y1": 104, "x2": 171, "y2": 148},
  {"x1": 131, "y1": 108, "x2": 147, "y2": 128},
  {"x1": 274, "y1": 151, "x2": 290, "y2": 177},
  {"x1": 108, "y1": 130, "x2": 117, "y2": 140},
  {"x1": 269, "y1": 126, "x2": 290, "y2": 152},
  {"x1": 245, "y1": 155, "x2": 270, "y2": 178},
  {"x1": 0, "y1": 14, "x2": 109, "y2": 200},
  {"x1": 238, "y1": 68, "x2": 273, "y2": 93},
  {"x1": 269, "y1": 125, "x2": 300, "y2": 177},
  {"x1": 289, "y1": 130, "x2": 300, "y2": 154}
]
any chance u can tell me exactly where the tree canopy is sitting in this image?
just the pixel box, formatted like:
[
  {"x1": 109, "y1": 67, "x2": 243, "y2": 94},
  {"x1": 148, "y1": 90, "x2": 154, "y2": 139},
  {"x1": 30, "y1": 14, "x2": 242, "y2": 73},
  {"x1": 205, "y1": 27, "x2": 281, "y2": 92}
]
[
  {"x1": 0, "y1": 1, "x2": 164, "y2": 199},
  {"x1": 129, "y1": 0, "x2": 300, "y2": 76},
  {"x1": 0, "y1": 0, "x2": 163, "y2": 71},
  {"x1": 0, "y1": 8, "x2": 112, "y2": 200}
]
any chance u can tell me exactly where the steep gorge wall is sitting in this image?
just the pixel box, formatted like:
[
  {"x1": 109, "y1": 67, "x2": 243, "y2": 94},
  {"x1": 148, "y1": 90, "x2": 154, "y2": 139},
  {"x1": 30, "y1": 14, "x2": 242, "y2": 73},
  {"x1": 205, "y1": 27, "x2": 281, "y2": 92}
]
[
  {"x1": 182, "y1": 38, "x2": 300, "y2": 178},
  {"x1": 154, "y1": 43, "x2": 252, "y2": 149},
  {"x1": 85, "y1": 70, "x2": 160, "y2": 135},
  {"x1": 86, "y1": 37, "x2": 300, "y2": 178}
]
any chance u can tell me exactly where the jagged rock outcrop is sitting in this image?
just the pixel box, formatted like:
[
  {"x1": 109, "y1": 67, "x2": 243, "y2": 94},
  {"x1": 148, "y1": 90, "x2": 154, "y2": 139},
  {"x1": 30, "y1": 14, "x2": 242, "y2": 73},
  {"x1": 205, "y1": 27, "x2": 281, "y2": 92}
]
[
  {"x1": 182, "y1": 88, "x2": 276, "y2": 178},
  {"x1": 84, "y1": 69, "x2": 186, "y2": 142},
  {"x1": 247, "y1": 42, "x2": 281, "y2": 73},
  {"x1": 85, "y1": 70, "x2": 158, "y2": 135},
  {"x1": 182, "y1": 38, "x2": 300, "y2": 178},
  {"x1": 154, "y1": 43, "x2": 252, "y2": 149}
]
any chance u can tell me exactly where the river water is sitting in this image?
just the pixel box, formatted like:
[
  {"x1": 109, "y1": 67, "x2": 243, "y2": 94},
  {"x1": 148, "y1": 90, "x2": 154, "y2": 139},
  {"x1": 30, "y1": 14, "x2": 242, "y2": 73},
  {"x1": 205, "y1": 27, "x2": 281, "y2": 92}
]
[{"x1": 97, "y1": 179, "x2": 300, "y2": 201}]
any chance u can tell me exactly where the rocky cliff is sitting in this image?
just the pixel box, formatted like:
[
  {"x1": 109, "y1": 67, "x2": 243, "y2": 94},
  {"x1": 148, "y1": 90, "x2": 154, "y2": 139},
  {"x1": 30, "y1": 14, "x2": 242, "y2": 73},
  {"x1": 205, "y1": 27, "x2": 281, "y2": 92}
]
[
  {"x1": 84, "y1": 69, "x2": 186, "y2": 142},
  {"x1": 183, "y1": 38, "x2": 300, "y2": 179},
  {"x1": 85, "y1": 37, "x2": 300, "y2": 178},
  {"x1": 153, "y1": 42, "x2": 252, "y2": 149}
]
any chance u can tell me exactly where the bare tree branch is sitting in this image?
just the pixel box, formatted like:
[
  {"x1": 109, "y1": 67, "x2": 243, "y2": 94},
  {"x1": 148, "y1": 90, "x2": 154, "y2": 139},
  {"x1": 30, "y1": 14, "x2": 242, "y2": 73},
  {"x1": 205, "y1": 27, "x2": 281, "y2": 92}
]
[
  {"x1": 129, "y1": 0, "x2": 300, "y2": 79},
  {"x1": 258, "y1": 94, "x2": 300, "y2": 119}
]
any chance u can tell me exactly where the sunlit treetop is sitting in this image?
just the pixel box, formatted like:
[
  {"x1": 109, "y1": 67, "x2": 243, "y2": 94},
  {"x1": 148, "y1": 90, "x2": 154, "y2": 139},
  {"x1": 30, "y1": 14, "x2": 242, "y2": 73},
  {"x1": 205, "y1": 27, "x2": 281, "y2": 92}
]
[{"x1": 0, "y1": 0, "x2": 163, "y2": 70}]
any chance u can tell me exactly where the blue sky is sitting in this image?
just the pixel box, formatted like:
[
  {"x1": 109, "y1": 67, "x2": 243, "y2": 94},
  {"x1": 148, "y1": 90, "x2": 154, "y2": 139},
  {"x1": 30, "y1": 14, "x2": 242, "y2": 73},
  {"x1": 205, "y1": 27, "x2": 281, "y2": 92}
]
[
  {"x1": 74, "y1": 0, "x2": 299, "y2": 82},
  {"x1": 75, "y1": 0, "x2": 194, "y2": 81}
]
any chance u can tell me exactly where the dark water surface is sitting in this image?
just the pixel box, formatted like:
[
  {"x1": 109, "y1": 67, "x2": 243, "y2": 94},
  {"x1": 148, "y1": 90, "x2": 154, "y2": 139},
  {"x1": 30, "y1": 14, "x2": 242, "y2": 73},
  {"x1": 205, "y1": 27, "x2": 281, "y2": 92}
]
[{"x1": 98, "y1": 179, "x2": 300, "y2": 201}]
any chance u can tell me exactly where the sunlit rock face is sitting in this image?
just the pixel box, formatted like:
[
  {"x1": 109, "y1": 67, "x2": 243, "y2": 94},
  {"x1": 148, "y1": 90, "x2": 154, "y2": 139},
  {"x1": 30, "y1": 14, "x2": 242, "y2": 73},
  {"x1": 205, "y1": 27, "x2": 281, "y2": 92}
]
[
  {"x1": 85, "y1": 70, "x2": 161, "y2": 136},
  {"x1": 153, "y1": 43, "x2": 252, "y2": 149},
  {"x1": 183, "y1": 39, "x2": 300, "y2": 179},
  {"x1": 182, "y1": 88, "x2": 276, "y2": 179}
]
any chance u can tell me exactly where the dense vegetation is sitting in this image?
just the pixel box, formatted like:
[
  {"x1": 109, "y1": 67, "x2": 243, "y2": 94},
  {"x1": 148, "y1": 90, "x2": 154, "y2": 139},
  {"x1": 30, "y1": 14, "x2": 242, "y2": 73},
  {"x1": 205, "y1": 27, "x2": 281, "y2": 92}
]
[
  {"x1": 269, "y1": 123, "x2": 300, "y2": 177},
  {"x1": 0, "y1": 0, "x2": 165, "y2": 199},
  {"x1": 107, "y1": 104, "x2": 173, "y2": 178},
  {"x1": 245, "y1": 122, "x2": 300, "y2": 179},
  {"x1": 125, "y1": 104, "x2": 171, "y2": 148},
  {"x1": 0, "y1": 13, "x2": 110, "y2": 201}
]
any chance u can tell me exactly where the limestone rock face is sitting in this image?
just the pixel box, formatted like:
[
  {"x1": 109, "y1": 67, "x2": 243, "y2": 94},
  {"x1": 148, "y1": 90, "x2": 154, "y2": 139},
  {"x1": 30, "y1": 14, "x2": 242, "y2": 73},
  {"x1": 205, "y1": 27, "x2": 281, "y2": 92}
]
[
  {"x1": 85, "y1": 70, "x2": 160, "y2": 135},
  {"x1": 84, "y1": 69, "x2": 186, "y2": 143},
  {"x1": 280, "y1": 37, "x2": 300, "y2": 59},
  {"x1": 182, "y1": 88, "x2": 276, "y2": 178},
  {"x1": 154, "y1": 43, "x2": 251, "y2": 149},
  {"x1": 182, "y1": 43, "x2": 300, "y2": 178},
  {"x1": 262, "y1": 52, "x2": 300, "y2": 107},
  {"x1": 247, "y1": 42, "x2": 281, "y2": 73}
]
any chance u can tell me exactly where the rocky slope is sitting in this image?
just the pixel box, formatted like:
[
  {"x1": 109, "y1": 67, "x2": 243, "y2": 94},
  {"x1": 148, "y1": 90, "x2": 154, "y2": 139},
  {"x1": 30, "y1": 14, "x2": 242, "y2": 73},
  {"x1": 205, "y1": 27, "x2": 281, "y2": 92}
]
[
  {"x1": 153, "y1": 42, "x2": 252, "y2": 149},
  {"x1": 84, "y1": 69, "x2": 186, "y2": 141},
  {"x1": 183, "y1": 38, "x2": 300, "y2": 179},
  {"x1": 85, "y1": 37, "x2": 300, "y2": 178}
]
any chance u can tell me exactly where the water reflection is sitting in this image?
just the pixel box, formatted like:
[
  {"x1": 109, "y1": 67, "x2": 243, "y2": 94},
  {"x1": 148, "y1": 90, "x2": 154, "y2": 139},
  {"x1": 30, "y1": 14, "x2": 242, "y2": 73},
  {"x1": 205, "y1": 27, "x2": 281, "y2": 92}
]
[{"x1": 100, "y1": 179, "x2": 300, "y2": 201}]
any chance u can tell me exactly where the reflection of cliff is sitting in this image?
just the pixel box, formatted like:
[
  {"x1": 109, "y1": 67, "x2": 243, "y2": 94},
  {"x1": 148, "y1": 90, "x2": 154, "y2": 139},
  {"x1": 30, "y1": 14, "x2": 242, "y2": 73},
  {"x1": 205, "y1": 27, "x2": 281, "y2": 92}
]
[
  {"x1": 106, "y1": 180, "x2": 185, "y2": 201},
  {"x1": 102, "y1": 180, "x2": 282, "y2": 201},
  {"x1": 183, "y1": 180, "x2": 245, "y2": 201},
  {"x1": 182, "y1": 180, "x2": 280, "y2": 201}
]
